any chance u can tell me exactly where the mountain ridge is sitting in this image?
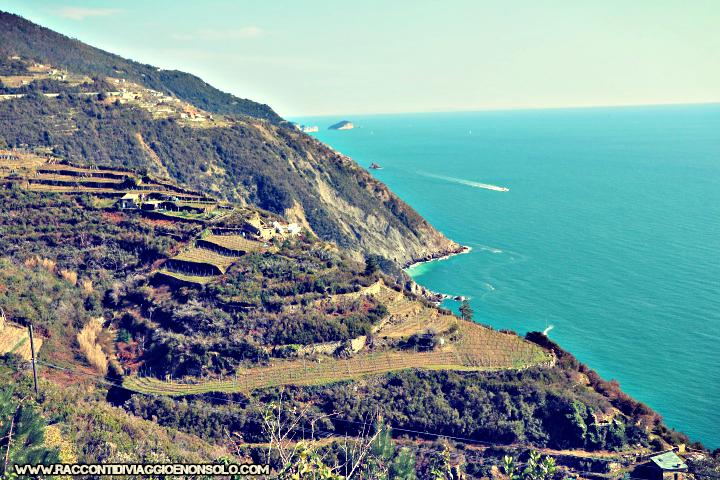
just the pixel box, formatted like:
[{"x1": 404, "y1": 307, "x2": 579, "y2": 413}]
[{"x1": 0, "y1": 10, "x2": 283, "y2": 124}]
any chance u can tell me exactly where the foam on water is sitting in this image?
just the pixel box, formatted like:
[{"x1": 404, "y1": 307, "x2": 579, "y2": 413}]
[{"x1": 415, "y1": 170, "x2": 509, "y2": 191}]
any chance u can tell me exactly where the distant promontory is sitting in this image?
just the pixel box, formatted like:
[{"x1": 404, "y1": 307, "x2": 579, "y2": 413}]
[{"x1": 328, "y1": 120, "x2": 354, "y2": 130}]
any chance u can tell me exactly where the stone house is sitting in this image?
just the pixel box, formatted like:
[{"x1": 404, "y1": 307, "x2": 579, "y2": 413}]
[
  {"x1": 119, "y1": 193, "x2": 142, "y2": 209},
  {"x1": 633, "y1": 452, "x2": 688, "y2": 480}
]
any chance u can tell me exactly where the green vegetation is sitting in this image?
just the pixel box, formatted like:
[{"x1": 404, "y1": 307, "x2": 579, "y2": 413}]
[
  {"x1": 0, "y1": 357, "x2": 238, "y2": 469},
  {"x1": 0, "y1": 10, "x2": 711, "y2": 477},
  {"x1": 0, "y1": 381, "x2": 60, "y2": 476},
  {"x1": 503, "y1": 451, "x2": 557, "y2": 480},
  {"x1": 0, "y1": 88, "x2": 438, "y2": 267}
]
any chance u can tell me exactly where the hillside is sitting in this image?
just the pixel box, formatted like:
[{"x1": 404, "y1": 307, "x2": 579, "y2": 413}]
[
  {"x1": 0, "y1": 158, "x2": 703, "y2": 477},
  {"x1": 0, "y1": 11, "x2": 710, "y2": 479},
  {"x1": 0, "y1": 14, "x2": 463, "y2": 273}
]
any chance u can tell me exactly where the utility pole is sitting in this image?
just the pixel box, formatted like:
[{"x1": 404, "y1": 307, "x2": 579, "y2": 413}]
[{"x1": 28, "y1": 324, "x2": 39, "y2": 395}]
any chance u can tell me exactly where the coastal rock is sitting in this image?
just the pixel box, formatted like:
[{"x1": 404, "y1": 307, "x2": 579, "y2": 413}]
[
  {"x1": 402, "y1": 245, "x2": 470, "y2": 270},
  {"x1": 405, "y1": 280, "x2": 445, "y2": 303},
  {"x1": 301, "y1": 125, "x2": 318, "y2": 133},
  {"x1": 328, "y1": 120, "x2": 354, "y2": 130},
  {"x1": 369, "y1": 162, "x2": 382, "y2": 169}
]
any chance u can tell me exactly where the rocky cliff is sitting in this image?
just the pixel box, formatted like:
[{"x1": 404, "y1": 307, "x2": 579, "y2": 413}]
[{"x1": 253, "y1": 126, "x2": 465, "y2": 267}]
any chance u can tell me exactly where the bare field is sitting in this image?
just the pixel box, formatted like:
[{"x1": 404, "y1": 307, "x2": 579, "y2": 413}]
[{"x1": 0, "y1": 151, "x2": 48, "y2": 173}]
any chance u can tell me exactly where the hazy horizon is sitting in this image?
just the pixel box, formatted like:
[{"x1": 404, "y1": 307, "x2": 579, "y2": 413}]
[{"x1": 289, "y1": 100, "x2": 720, "y2": 120}]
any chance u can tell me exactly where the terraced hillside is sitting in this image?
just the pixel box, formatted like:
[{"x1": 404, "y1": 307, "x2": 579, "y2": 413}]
[
  {"x1": 124, "y1": 280, "x2": 552, "y2": 395},
  {"x1": 196, "y1": 234, "x2": 268, "y2": 255},
  {"x1": 158, "y1": 233, "x2": 275, "y2": 283},
  {"x1": 166, "y1": 247, "x2": 238, "y2": 275},
  {"x1": 126, "y1": 336, "x2": 552, "y2": 396},
  {"x1": 1, "y1": 153, "x2": 212, "y2": 204}
]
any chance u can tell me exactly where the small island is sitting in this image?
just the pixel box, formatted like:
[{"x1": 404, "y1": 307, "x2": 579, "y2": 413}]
[
  {"x1": 369, "y1": 162, "x2": 382, "y2": 169},
  {"x1": 328, "y1": 120, "x2": 354, "y2": 130}
]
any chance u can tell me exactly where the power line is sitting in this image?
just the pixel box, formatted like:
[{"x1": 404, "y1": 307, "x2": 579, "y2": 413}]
[
  {"x1": 35, "y1": 359, "x2": 719, "y2": 478},
  {"x1": 124, "y1": 370, "x2": 633, "y2": 466},
  {"x1": 30, "y1": 359, "x2": 647, "y2": 469}
]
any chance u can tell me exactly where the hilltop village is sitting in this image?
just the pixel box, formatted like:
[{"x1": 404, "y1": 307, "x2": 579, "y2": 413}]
[{"x1": 1, "y1": 59, "x2": 231, "y2": 126}]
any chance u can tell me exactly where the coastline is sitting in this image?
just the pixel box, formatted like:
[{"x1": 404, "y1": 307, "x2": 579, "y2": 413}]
[
  {"x1": 403, "y1": 245, "x2": 472, "y2": 303},
  {"x1": 403, "y1": 244, "x2": 471, "y2": 271}
]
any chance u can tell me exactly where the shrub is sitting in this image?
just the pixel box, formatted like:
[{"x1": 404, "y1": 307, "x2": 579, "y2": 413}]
[
  {"x1": 77, "y1": 318, "x2": 108, "y2": 375},
  {"x1": 41, "y1": 258, "x2": 56, "y2": 273},
  {"x1": 60, "y1": 269, "x2": 78, "y2": 286}
]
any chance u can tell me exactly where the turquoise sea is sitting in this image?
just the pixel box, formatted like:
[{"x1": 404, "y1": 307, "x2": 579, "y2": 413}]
[{"x1": 289, "y1": 104, "x2": 720, "y2": 448}]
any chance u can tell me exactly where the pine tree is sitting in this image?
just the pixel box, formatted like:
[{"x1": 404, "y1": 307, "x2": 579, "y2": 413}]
[
  {"x1": 365, "y1": 422, "x2": 417, "y2": 480},
  {"x1": 0, "y1": 385, "x2": 60, "y2": 476},
  {"x1": 365, "y1": 255, "x2": 380, "y2": 276},
  {"x1": 389, "y1": 447, "x2": 417, "y2": 480},
  {"x1": 459, "y1": 299, "x2": 474, "y2": 321}
]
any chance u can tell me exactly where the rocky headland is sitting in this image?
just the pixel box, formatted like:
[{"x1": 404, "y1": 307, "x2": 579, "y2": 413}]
[{"x1": 328, "y1": 120, "x2": 354, "y2": 130}]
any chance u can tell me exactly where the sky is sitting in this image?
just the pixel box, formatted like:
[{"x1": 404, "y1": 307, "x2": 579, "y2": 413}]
[{"x1": 1, "y1": 0, "x2": 719, "y2": 117}]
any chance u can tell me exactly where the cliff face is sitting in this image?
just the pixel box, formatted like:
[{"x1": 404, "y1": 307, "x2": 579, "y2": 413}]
[
  {"x1": 241, "y1": 124, "x2": 464, "y2": 266},
  {"x1": 302, "y1": 157, "x2": 462, "y2": 266}
]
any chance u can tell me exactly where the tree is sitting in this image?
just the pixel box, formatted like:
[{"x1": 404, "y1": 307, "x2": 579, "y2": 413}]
[
  {"x1": 364, "y1": 255, "x2": 380, "y2": 276},
  {"x1": 0, "y1": 385, "x2": 60, "y2": 476},
  {"x1": 364, "y1": 422, "x2": 416, "y2": 480},
  {"x1": 426, "y1": 445, "x2": 452, "y2": 480},
  {"x1": 274, "y1": 443, "x2": 344, "y2": 480},
  {"x1": 459, "y1": 299, "x2": 474, "y2": 321},
  {"x1": 503, "y1": 451, "x2": 557, "y2": 480},
  {"x1": 258, "y1": 397, "x2": 383, "y2": 479}
]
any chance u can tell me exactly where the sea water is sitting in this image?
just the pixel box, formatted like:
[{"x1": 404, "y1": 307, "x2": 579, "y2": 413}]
[{"x1": 289, "y1": 104, "x2": 720, "y2": 448}]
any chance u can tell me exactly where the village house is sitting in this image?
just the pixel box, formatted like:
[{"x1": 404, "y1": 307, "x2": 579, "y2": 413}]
[
  {"x1": 118, "y1": 193, "x2": 145, "y2": 209},
  {"x1": 633, "y1": 451, "x2": 688, "y2": 480},
  {"x1": 244, "y1": 213, "x2": 275, "y2": 241},
  {"x1": 272, "y1": 221, "x2": 302, "y2": 235}
]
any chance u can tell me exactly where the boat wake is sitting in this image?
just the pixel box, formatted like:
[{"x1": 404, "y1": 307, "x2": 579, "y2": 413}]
[
  {"x1": 543, "y1": 325, "x2": 554, "y2": 335},
  {"x1": 416, "y1": 171, "x2": 509, "y2": 191}
]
